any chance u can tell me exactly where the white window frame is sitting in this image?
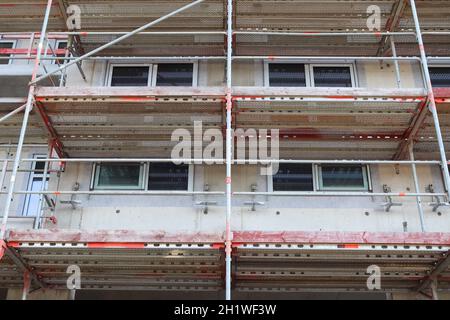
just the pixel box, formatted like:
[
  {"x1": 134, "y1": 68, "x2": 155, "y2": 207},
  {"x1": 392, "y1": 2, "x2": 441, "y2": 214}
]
[
  {"x1": 0, "y1": 40, "x2": 17, "y2": 65},
  {"x1": 429, "y1": 65, "x2": 450, "y2": 87},
  {"x1": 91, "y1": 162, "x2": 147, "y2": 190},
  {"x1": 270, "y1": 163, "x2": 316, "y2": 193},
  {"x1": 146, "y1": 162, "x2": 194, "y2": 191},
  {"x1": 52, "y1": 40, "x2": 69, "y2": 65},
  {"x1": 309, "y1": 63, "x2": 357, "y2": 88},
  {"x1": 269, "y1": 163, "x2": 371, "y2": 192},
  {"x1": 152, "y1": 61, "x2": 198, "y2": 87},
  {"x1": 90, "y1": 162, "x2": 194, "y2": 191},
  {"x1": 22, "y1": 155, "x2": 48, "y2": 216},
  {"x1": 315, "y1": 164, "x2": 371, "y2": 191},
  {"x1": 264, "y1": 61, "x2": 357, "y2": 88},
  {"x1": 106, "y1": 61, "x2": 199, "y2": 87},
  {"x1": 106, "y1": 63, "x2": 153, "y2": 86},
  {"x1": 263, "y1": 61, "x2": 311, "y2": 87}
]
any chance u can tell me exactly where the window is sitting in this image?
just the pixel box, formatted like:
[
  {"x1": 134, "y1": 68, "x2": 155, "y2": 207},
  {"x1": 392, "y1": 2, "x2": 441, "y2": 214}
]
[
  {"x1": 54, "y1": 41, "x2": 68, "y2": 65},
  {"x1": 110, "y1": 66, "x2": 150, "y2": 87},
  {"x1": 271, "y1": 163, "x2": 370, "y2": 192},
  {"x1": 317, "y1": 164, "x2": 370, "y2": 191},
  {"x1": 429, "y1": 67, "x2": 450, "y2": 88},
  {"x1": 22, "y1": 156, "x2": 48, "y2": 217},
  {"x1": 148, "y1": 163, "x2": 190, "y2": 191},
  {"x1": 268, "y1": 63, "x2": 307, "y2": 87},
  {"x1": 156, "y1": 63, "x2": 194, "y2": 86},
  {"x1": 91, "y1": 162, "x2": 192, "y2": 191},
  {"x1": 266, "y1": 63, "x2": 355, "y2": 87},
  {"x1": 93, "y1": 163, "x2": 145, "y2": 190},
  {"x1": 107, "y1": 63, "x2": 196, "y2": 87},
  {"x1": 273, "y1": 164, "x2": 314, "y2": 191},
  {"x1": 0, "y1": 41, "x2": 14, "y2": 65},
  {"x1": 312, "y1": 66, "x2": 353, "y2": 87}
]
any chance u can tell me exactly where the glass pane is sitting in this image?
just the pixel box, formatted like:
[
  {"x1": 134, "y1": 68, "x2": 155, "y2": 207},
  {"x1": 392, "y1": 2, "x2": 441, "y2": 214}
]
[
  {"x1": 34, "y1": 161, "x2": 46, "y2": 173},
  {"x1": 97, "y1": 164, "x2": 141, "y2": 188},
  {"x1": 273, "y1": 164, "x2": 313, "y2": 191},
  {"x1": 23, "y1": 178, "x2": 47, "y2": 217},
  {"x1": 111, "y1": 66, "x2": 149, "y2": 87},
  {"x1": 156, "y1": 63, "x2": 193, "y2": 86},
  {"x1": 313, "y1": 66, "x2": 352, "y2": 87},
  {"x1": 269, "y1": 63, "x2": 306, "y2": 87},
  {"x1": 0, "y1": 42, "x2": 14, "y2": 65},
  {"x1": 55, "y1": 41, "x2": 68, "y2": 65},
  {"x1": 148, "y1": 163, "x2": 189, "y2": 191},
  {"x1": 430, "y1": 67, "x2": 450, "y2": 88},
  {"x1": 321, "y1": 165, "x2": 366, "y2": 189}
]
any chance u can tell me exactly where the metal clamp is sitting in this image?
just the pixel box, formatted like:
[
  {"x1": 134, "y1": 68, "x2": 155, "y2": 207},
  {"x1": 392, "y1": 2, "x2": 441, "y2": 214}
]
[
  {"x1": 196, "y1": 201, "x2": 218, "y2": 214},
  {"x1": 427, "y1": 184, "x2": 450, "y2": 212},
  {"x1": 381, "y1": 185, "x2": 402, "y2": 212},
  {"x1": 60, "y1": 182, "x2": 81, "y2": 209},
  {"x1": 244, "y1": 201, "x2": 265, "y2": 211},
  {"x1": 244, "y1": 183, "x2": 265, "y2": 211},
  {"x1": 43, "y1": 194, "x2": 56, "y2": 212}
]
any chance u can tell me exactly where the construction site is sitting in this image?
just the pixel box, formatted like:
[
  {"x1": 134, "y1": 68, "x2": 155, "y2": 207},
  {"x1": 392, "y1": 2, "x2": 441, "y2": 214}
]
[{"x1": 0, "y1": 0, "x2": 450, "y2": 301}]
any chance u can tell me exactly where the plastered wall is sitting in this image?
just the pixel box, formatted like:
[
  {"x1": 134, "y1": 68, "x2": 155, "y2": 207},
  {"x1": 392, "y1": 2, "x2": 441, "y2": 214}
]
[
  {"x1": 25, "y1": 160, "x2": 449, "y2": 233},
  {"x1": 3, "y1": 40, "x2": 450, "y2": 234}
]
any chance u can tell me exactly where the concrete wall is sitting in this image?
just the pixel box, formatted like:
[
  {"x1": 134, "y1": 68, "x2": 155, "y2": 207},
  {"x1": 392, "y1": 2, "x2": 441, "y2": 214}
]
[
  {"x1": 3, "y1": 39, "x2": 449, "y2": 235},
  {"x1": 32, "y1": 161, "x2": 450, "y2": 233}
]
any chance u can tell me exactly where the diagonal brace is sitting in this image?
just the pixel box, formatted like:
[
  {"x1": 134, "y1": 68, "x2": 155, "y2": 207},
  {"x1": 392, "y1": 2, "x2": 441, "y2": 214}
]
[
  {"x1": 30, "y1": 0, "x2": 205, "y2": 85},
  {"x1": 417, "y1": 249, "x2": 450, "y2": 293},
  {"x1": 0, "y1": 239, "x2": 6, "y2": 260},
  {"x1": 3, "y1": 241, "x2": 46, "y2": 289},
  {"x1": 0, "y1": 104, "x2": 26, "y2": 123}
]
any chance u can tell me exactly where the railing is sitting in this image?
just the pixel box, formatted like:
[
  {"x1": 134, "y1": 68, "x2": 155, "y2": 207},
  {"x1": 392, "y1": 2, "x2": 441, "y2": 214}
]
[
  {"x1": 1, "y1": 0, "x2": 450, "y2": 300},
  {"x1": 1, "y1": 157, "x2": 448, "y2": 236}
]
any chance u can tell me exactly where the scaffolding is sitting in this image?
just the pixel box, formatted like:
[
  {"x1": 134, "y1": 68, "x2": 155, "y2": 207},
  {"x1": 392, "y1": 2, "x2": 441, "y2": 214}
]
[{"x1": 1, "y1": 0, "x2": 450, "y2": 300}]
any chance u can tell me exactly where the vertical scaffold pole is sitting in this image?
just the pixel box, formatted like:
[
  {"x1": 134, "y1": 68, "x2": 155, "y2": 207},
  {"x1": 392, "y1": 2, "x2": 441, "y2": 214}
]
[
  {"x1": 0, "y1": 0, "x2": 54, "y2": 239},
  {"x1": 225, "y1": 0, "x2": 233, "y2": 301},
  {"x1": 409, "y1": 0, "x2": 450, "y2": 199},
  {"x1": 409, "y1": 143, "x2": 426, "y2": 232}
]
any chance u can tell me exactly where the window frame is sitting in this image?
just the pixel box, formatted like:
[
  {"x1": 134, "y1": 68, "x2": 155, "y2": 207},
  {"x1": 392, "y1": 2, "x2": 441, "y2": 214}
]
[
  {"x1": 429, "y1": 65, "x2": 450, "y2": 88},
  {"x1": 0, "y1": 40, "x2": 17, "y2": 65},
  {"x1": 269, "y1": 163, "x2": 371, "y2": 192},
  {"x1": 263, "y1": 62, "x2": 311, "y2": 87},
  {"x1": 309, "y1": 63, "x2": 357, "y2": 88},
  {"x1": 91, "y1": 162, "x2": 147, "y2": 190},
  {"x1": 271, "y1": 163, "x2": 315, "y2": 192},
  {"x1": 53, "y1": 40, "x2": 70, "y2": 65},
  {"x1": 106, "y1": 61, "x2": 198, "y2": 87},
  {"x1": 22, "y1": 154, "x2": 48, "y2": 217},
  {"x1": 152, "y1": 61, "x2": 198, "y2": 87},
  {"x1": 315, "y1": 164, "x2": 371, "y2": 192},
  {"x1": 264, "y1": 61, "x2": 357, "y2": 88},
  {"x1": 147, "y1": 163, "x2": 194, "y2": 191},
  {"x1": 106, "y1": 63, "x2": 153, "y2": 87},
  {"x1": 91, "y1": 162, "x2": 194, "y2": 191}
]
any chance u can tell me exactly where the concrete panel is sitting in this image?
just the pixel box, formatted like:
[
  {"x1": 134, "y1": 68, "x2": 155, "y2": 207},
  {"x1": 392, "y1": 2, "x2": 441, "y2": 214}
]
[{"x1": 357, "y1": 61, "x2": 423, "y2": 89}]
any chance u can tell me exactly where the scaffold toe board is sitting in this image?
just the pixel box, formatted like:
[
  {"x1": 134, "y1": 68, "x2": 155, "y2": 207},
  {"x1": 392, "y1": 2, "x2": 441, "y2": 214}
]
[
  {"x1": 3, "y1": 230, "x2": 225, "y2": 291},
  {"x1": 2, "y1": 230, "x2": 450, "y2": 293},
  {"x1": 232, "y1": 231, "x2": 450, "y2": 293}
]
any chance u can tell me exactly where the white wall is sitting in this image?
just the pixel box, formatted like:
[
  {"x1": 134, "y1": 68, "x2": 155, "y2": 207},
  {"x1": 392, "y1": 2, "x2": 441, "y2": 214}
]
[
  {"x1": 3, "y1": 39, "x2": 447, "y2": 235},
  {"x1": 33, "y1": 161, "x2": 449, "y2": 233}
]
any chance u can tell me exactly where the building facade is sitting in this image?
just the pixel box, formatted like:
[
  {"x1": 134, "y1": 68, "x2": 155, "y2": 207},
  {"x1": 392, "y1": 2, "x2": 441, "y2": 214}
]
[{"x1": 1, "y1": 0, "x2": 450, "y2": 300}]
